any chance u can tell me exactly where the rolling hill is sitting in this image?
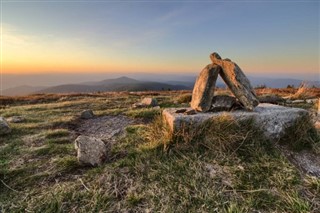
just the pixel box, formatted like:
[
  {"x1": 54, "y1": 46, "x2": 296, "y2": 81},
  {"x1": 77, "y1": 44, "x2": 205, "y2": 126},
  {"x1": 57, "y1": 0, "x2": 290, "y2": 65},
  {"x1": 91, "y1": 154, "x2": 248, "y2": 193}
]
[
  {"x1": 33, "y1": 77, "x2": 190, "y2": 94},
  {"x1": 1, "y1": 85, "x2": 47, "y2": 96}
]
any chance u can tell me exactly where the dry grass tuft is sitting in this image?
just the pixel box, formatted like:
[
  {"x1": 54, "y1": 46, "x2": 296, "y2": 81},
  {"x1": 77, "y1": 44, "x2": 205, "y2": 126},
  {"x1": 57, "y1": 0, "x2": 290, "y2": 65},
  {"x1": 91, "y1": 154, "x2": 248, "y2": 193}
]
[
  {"x1": 175, "y1": 93, "x2": 192, "y2": 104},
  {"x1": 279, "y1": 114, "x2": 320, "y2": 152},
  {"x1": 290, "y1": 83, "x2": 318, "y2": 100}
]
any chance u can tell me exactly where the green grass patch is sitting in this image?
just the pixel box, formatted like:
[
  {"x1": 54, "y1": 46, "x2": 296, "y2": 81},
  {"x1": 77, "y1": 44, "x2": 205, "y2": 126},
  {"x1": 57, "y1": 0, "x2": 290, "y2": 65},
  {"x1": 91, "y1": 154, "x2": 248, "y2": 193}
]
[
  {"x1": 1, "y1": 92, "x2": 320, "y2": 212},
  {"x1": 45, "y1": 129, "x2": 70, "y2": 139},
  {"x1": 175, "y1": 93, "x2": 192, "y2": 104},
  {"x1": 55, "y1": 156, "x2": 80, "y2": 173},
  {"x1": 33, "y1": 144, "x2": 74, "y2": 156},
  {"x1": 125, "y1": 108, "x2": 160, "y2": 119}
]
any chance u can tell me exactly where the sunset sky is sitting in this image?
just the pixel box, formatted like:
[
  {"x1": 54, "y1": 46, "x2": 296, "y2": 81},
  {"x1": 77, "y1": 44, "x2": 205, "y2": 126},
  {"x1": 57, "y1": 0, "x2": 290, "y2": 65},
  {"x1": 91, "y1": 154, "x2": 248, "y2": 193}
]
[{"x1": 1, "y1": 1, "x2": 319, "y2": 80}]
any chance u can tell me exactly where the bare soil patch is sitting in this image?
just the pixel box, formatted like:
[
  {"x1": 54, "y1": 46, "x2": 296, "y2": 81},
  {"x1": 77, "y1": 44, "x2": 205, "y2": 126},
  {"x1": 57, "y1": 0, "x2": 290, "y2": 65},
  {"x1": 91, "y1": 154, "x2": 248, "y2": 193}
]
[{"x1": 278, "y1": 145, "x2": 320, "y2": 177}]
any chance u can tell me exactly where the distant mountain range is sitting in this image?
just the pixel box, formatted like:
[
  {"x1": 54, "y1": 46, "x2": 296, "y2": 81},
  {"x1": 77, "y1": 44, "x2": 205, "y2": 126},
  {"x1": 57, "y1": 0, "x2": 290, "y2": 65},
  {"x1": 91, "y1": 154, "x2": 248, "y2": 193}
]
[
  {"x1": 1, "y1": 77, "x2": 190, "y2": 96},
  {"x1": 1, "y1": 85, "x2": 47, "y2": 96},
  {"x1": 1, "y1": 75, "x2": 319, "y2": 96}
]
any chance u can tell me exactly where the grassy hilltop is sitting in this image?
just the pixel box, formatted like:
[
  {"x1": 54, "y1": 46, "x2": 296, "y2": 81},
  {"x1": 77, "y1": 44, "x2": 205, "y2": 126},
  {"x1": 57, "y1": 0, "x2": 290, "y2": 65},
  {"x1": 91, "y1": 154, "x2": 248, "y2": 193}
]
[{"x1": 0, "y1": 88, "x2": 320, "y2": 212}]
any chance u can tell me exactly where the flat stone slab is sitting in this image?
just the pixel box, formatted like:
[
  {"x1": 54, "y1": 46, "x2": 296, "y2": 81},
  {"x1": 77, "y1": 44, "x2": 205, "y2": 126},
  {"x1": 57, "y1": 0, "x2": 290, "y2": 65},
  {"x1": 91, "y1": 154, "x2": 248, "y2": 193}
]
[{"x1": 163, "y1": 103, "x2": 308, "y2": 140}]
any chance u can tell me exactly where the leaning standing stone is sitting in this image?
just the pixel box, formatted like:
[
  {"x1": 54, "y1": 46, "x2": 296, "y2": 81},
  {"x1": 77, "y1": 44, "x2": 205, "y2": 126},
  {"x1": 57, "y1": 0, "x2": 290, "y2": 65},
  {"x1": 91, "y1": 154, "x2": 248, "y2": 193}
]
[
  {"x1": 210, "y1": 52, "x2": 259, "y2": 111},
  {"x1": 191, "y1": 64, "x2": 221, "y2": 112},
  {"x1": 0, "y1": 117, "x2": 11, "y2": 135},
  {"x1": 74, "y1": 135, "x2": 109, "y2": 166}
]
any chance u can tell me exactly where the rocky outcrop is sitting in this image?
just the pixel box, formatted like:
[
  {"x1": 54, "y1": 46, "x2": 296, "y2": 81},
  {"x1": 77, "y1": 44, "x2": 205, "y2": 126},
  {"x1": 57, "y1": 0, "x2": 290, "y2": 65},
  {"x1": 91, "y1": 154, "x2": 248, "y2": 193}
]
[
  {"x1": 210, "y1": 52, "x2": 259, "y2": 111},
  {"x1": 190, "y1": 64, "x2": 221, "y2": 112},
  {"x1": 0, "y1": 117, "x2": 11, "y2": 135},
  {"x1": 74, "y1": 135, "x2": 110, "y2": 166},
  {"x1": 80, "y1": 109, "x2": 95, "y2": 119},
  {"x1": 190, "y1": 52, "x2": 259, "y2": 112}
]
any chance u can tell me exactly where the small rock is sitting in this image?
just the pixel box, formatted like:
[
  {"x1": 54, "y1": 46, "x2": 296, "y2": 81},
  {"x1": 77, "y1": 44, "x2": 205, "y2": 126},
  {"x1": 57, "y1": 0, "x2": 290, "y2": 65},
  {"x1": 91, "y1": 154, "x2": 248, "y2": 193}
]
[
  {"x1": 132, "y1": 103, "x2": 145, "y2": 109},
  {"x1": 7, "y1": 116, "x2": 25, "y2": 123},
  {"x1": 190, "y1": 64, "x2": 221, "y2": 112},
  {"x1": 0, "y1": 117, "x2": 11, "y2": 135},
  {"x1": 258, "y1": 95, "x2": 285, "y2": 104},
  {"x1": 132, "y1": 98, "x2": 158, "y2": 108},
  {"x1": 74, "y1": 135, "x2": 110, "y2": 166},
  {"x1": 153, "y1": 106, "x2": 161, "y2": 110},
  {"x1": 80, "y1": 109, "x2": 94, "y2": 119},
  {"x1": 59, "y1": 97, "x2": 69, "y2": 102},
  {"x1": 211, "y1": 95, "x2": 237, "y2": 112},
  {"x1": 292, "y1": 100, "x2": 305, "y2": 104},
  {"x1": 141, "y1": 98, "x2": 158, "y2": 107}
]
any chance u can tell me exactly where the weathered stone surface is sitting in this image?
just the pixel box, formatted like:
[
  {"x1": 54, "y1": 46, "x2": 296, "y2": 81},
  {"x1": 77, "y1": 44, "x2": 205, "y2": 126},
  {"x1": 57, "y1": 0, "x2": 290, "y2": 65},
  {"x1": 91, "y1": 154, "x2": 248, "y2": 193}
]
[
  {"x1": 0, "y1": 117, "x2": 11, "y2": 135},
  {"x1": 7, "y1": 116, "x2": 25, "y2": 123},
  {"x1": 258, "y1": 95, "x2": 285, "y2": 104},
  {"x1": 74, "y1": 135, "x2": 109, "y2": 166},
  {"x1": 292, "y1": 100, "x2": 304, "y2": 104},
  {"x1": 163, "y1": 104, "x2": 308, "y2": 140},
  {"x1": 80, "y1": 109, "x2": 94, "y2": 119},
  {"x1": 211, "y1": 95, "x2": 237, "y2": 112},
  {"x1": 318, "y1": 99, "x2": 320, "y2": 115},
  {"x1": 210, "y1": 52, "x2": 259, "y2": 111},
  {"x1": 190, "y1": 64, "x2": 221, "y2": 112}
]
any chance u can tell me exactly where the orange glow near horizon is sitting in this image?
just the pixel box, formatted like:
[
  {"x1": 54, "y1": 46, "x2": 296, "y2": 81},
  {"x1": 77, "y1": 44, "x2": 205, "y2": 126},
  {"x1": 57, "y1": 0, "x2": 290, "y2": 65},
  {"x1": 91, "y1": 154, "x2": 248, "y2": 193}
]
[
  {"x1": 2, "y1": 59, "x2": 318, "y2": 75},
  {"x1": 2, "y1": 24, "x2": 318, "y2": 76},
  {"x1": 3, "y1": 53, "x2": 318, "y2": 75}
]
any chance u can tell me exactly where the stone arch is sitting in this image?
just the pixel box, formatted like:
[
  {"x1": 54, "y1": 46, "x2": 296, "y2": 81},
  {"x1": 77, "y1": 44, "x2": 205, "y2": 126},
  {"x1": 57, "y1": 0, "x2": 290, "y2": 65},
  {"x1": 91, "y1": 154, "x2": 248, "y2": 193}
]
[{"x1": 191, "y1": 52, "x2": 259, "y2": 112}]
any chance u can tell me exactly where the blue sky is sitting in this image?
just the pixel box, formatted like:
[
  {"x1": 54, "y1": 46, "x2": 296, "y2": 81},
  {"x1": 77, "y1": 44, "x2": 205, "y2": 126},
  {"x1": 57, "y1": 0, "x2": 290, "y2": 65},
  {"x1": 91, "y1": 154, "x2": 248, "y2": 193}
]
[{"x1": 1, "y1": 0, "x2": 319, "y2": 80}]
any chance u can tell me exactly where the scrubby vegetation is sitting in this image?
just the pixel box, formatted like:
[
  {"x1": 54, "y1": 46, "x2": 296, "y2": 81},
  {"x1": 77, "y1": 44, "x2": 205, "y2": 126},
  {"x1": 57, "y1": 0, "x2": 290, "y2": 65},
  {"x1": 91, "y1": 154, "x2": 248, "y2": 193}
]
[{"x1": 0, "y1": 89, "x2": 319, "y2": 212}]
